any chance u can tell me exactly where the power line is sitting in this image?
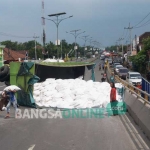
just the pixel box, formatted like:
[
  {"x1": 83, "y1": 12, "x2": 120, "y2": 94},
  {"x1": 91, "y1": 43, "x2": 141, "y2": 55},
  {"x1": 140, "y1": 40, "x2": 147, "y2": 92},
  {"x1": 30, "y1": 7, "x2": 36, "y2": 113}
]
[
  {"x1": 0, "y1": 32, "x2": 33, "y2": 38},
  {"x1": 133, "y1": 11, "x2": 150, "y2": 28},
  {"x1": 134, "y1": 18, "x2": 150, "y2": 28},
  {"x1": 123, "y1": 29, "x2": 129, "y2": 40}
]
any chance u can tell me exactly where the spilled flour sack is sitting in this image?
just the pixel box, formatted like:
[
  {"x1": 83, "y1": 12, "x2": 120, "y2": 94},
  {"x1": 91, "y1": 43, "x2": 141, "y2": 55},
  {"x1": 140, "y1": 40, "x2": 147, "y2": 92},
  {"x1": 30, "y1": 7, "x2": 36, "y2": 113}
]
[{"x1": 33, "y1": 79, "x2": 123, "y2": 109}]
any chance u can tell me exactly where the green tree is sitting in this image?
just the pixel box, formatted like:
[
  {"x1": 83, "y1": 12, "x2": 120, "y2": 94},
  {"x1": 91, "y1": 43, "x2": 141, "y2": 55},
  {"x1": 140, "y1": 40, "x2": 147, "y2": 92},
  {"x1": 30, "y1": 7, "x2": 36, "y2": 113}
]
[
  {"x1": 1, "y1": 40, "x2": 18, "y2": 50},
  {"x1": 129, "y1": 37, "x2": 150, "y2": 73}
]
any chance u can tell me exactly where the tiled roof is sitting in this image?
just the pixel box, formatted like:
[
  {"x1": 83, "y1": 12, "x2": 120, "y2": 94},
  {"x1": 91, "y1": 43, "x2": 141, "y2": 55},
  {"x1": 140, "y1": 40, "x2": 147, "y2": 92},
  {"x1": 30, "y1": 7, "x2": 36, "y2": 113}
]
[{"x1": 3, "y1": 48, "x2": 26, "y2": 60}]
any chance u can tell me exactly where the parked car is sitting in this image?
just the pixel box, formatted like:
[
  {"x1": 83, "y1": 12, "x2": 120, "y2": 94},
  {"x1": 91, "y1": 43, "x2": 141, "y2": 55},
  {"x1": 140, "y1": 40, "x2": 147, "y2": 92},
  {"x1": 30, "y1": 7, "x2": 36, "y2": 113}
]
[
  {"x1": 117, "y1": 68, "x2": 129, "y2": 79},
  {"x1": 113, "y1": 62, "x2": 120, "y2": 68},
  {"x1": 100, "y1": 55, "x2": 105, "y2": 60},
  {"x1": 126, "y1": 72, "x2": 142, "y2": 86},
  {"x1": 113, "y1": 58, "x2": 121, "y2": 63},
  {"x1": 114, "y1": 65, "x2": 123, "y2": 74}
]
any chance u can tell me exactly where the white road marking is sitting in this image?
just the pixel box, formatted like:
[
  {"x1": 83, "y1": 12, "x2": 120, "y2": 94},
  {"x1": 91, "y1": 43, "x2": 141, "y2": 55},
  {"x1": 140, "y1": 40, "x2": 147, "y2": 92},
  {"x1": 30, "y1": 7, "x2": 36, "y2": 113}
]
[{"x1": 28, "y1": 144, "x2": 35, "y2": 150}]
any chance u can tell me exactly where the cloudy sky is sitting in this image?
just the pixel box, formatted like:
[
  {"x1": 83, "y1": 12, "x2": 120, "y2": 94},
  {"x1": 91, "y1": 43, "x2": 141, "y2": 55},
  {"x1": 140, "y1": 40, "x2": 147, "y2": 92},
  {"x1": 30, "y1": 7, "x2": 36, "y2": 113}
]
[{"x1": 0, "y1": 0, "x2": 150, "y2": 48}]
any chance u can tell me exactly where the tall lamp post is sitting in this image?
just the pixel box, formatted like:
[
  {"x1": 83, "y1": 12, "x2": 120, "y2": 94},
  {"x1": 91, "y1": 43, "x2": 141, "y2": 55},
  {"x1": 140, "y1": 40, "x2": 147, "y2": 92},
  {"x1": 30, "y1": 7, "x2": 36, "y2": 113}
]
[
  {"x1": 33, "y1": 34, "x2": 39, "y2": 60},
  {"x1": 80, "y1": 35, "x2": 89, "y2": 57},
  {"x1": 42, "y1": 12, "x2": 73, "y2": 58},
  {"x1": 66, "y1": 29, "x2": 85, "y2": 60},
  {"x1": 91, "y1": 40, "x2": 98, "y2": 55}
]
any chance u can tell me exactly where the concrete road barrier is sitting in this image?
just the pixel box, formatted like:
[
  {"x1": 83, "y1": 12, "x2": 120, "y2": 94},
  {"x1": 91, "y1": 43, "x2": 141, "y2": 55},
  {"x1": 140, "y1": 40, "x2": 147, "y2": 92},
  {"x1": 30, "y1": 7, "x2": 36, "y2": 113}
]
[
  {"x1": 124, "y1": 89, "x2": 150, "y2": 140},
  {"x1": 106, "y1": 65, "x2": 150, "y2": 140}
]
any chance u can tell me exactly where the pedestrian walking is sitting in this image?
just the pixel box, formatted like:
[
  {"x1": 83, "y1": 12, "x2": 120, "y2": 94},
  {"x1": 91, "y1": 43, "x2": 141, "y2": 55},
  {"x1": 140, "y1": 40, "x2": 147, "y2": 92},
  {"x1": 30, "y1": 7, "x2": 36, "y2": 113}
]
[
  {"x1": 99, "y1": 63, "x2": 101, "y2": 70},
  {"x1": 102, "y1": 63, "x2": 104, "y2": 70},
  {"x1": 104, "y1": 63, "x2": 107, "y2": 73},
  {"x1": 2, "y1": 89, "x2": 18, "y2": 118}
]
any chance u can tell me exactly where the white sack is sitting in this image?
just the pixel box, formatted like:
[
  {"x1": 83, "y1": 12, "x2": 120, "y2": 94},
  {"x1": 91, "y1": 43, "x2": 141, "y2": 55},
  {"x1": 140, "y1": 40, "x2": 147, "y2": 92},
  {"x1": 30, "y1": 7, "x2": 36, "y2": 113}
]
[{"x1": 4, "y1": 85, "x2": 21, "y2": 91}]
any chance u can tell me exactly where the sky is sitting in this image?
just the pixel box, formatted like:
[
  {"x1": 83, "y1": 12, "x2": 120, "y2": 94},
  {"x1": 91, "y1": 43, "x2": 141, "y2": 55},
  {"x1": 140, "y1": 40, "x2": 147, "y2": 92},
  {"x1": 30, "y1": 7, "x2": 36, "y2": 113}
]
[{"x1": 0, "y1": 0, "x2": 150, "y2": 48}]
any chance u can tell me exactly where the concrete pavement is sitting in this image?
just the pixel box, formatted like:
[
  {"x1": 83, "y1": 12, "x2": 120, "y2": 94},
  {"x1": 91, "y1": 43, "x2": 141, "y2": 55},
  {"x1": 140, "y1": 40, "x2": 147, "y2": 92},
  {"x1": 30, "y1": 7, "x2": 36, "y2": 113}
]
[{"x1": 0, "y1": 59, "x2": 150, "y2": 150}]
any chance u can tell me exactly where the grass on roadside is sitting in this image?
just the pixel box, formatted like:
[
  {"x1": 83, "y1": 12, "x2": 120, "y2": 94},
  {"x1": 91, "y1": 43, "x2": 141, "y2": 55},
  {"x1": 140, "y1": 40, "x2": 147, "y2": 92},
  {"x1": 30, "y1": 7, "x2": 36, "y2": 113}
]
[{"x1": 40, "y1": 61, "x2": 95, "y2": 67}]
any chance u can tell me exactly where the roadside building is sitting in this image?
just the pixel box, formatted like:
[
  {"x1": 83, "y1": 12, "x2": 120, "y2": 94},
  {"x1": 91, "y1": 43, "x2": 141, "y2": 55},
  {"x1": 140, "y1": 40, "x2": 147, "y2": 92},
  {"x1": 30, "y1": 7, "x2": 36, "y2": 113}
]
[{"x1": 3, "y1": 48, "x2": 27, "y2": 64}]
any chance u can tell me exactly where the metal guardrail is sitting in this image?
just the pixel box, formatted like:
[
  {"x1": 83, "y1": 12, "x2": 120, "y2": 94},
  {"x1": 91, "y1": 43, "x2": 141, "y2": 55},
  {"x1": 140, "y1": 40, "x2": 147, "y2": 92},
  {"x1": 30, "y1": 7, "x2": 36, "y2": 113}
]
[{"x1": 107, "y1": 64, "x2": 150, "y2": 105}]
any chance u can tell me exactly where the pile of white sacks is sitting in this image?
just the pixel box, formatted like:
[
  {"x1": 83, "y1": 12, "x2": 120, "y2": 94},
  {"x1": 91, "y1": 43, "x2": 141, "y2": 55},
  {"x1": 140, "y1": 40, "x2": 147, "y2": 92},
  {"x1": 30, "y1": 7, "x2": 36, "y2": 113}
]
[
  {"x1": 33, "y1": 78, "x2": 123, "y2": 109},
  {"x1": 42, "y1": 59, "x2": 64, "y2": 63}
]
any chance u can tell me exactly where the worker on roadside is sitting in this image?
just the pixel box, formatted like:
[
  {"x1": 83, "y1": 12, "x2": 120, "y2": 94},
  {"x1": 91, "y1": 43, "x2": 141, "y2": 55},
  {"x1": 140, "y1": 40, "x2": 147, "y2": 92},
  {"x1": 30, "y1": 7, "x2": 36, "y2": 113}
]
[
  {"x1": 104, "y1": 63, "x2": 107, "y2": 72},
  {"x1": 99, "y1": 63, "x2": 101, "y2": 70},
  {"x1": 110, "y1": 82, "x2": 118, "y2": 116},
  {"x1": 136, "y1": 83, "x2": 142, "y2": 89},
  {"x1": 102, "y1": 63, "x2": 104, "y2": 70},
  {"x1": 110, "y1": 72, "x2": 115, "y2": 83}
]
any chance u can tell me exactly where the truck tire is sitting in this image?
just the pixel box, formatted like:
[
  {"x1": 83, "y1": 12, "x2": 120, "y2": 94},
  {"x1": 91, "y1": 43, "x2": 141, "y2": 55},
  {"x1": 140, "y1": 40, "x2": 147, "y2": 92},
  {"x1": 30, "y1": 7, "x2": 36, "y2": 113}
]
[
  {"x1": 0, "y1": 69, "x2": 10, "y2": 82},
  {"x1": 0, "y1": 66, "x2": 9, "y2": 78}
]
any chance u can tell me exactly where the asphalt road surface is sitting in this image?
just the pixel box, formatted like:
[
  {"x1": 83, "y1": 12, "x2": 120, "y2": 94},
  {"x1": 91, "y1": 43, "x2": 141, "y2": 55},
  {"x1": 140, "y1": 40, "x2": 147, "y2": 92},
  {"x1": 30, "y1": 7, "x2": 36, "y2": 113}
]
[{"x1": 0, "y1": 59, "x2": 150, "y2": 150}]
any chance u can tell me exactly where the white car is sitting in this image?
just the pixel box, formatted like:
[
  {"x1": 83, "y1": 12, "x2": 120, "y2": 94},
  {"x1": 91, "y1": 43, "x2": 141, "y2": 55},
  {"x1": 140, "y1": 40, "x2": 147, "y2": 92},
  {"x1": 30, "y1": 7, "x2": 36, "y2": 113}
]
[{"x1": 126, "y1": 72, "x2": 142, "y2": 86}]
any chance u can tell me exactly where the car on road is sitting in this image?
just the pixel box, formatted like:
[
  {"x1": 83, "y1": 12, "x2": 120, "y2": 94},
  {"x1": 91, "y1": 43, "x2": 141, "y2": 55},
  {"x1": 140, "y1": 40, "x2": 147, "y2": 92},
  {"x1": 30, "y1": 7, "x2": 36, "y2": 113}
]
[
  {"x1": 114, "y1": 65, "x2": 123, "y2": 74},
  {"x1": 126, "y1": 72, "x2": 142, "y2": 86},
  {"x1": 100, "y1": 55, "x2": 105, "y2": 60},
  {"x1": 113, "y1": 62, "x2": 120, "y2": 68},
  {"x1": 117, "y1": 67, "x2": 129, "y2": 79}
]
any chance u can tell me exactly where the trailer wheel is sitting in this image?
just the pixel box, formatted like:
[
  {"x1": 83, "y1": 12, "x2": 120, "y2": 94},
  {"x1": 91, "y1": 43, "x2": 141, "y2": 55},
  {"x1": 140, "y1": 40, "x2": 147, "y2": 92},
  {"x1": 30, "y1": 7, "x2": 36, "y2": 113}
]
[{"x1": 0, "y1": 66, "x2": 9, "y2": 78}]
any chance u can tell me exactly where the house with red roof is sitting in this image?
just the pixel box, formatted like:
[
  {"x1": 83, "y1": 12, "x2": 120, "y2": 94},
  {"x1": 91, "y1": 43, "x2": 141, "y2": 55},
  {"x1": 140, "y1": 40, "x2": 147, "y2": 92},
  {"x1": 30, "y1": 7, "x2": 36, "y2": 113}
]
[{"x1": 3, "y1": 48, "x2": 28, "y2": 63}]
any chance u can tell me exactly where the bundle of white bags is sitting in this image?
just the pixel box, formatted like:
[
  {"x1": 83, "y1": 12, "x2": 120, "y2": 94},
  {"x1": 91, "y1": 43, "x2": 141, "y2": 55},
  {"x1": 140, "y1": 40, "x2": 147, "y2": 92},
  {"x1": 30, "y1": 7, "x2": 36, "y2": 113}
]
[
  {"x1": 42, "y1": 59, "x2": 64, "y2": 63},
  {"x1": 33, "y1": 78, "x2": 123, "y2": 109}
]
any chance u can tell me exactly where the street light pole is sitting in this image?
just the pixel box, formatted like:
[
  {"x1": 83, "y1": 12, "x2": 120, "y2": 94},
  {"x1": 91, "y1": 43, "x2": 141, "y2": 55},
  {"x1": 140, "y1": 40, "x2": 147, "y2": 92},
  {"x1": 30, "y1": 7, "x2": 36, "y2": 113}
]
[
  {"x1": 43, "y1": 12, "x2": 73, "y2": 59},
  {"x1": 125, "y1": 23, "x2": 133, "y2": 57},
  {"x1": 33, "y1": 34, "x2": 39, "y2": 60},
  {"x1": 66, "y1": 30, "x2": 85, "y2": 60},
  {"x1": 91, "y1": 40, "x2": 98, "y2": 55},
  {"x1": 80, "y1": 35, "x2": 89, "y2": 57},
  {"x1": 61, "y1": 40, "x2": 62, "y2": 59},
  {"x1": 118, "y1": 38, "x2": 124, "y2": 56}
]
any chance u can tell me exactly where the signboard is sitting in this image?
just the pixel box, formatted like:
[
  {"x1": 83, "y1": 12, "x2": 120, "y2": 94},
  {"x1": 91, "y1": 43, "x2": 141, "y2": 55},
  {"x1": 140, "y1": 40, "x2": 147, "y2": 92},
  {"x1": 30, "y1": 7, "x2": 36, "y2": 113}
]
[
  {"x1": 74, "y1": 46, "x2": 77, "y2": 50},
  {"x1": 0, "y1": 45, "x2": 5, "y2": 67},
  {"x1": 55, "y1": 40, "x2": 60, "y2": 46}
]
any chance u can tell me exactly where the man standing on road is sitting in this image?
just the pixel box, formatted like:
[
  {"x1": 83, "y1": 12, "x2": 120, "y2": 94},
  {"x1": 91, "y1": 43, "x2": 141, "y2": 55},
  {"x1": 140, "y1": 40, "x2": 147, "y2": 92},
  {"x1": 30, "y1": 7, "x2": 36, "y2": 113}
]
[
  {"x1": 110, "y1": 82, "x2": 118, "y2": 116},
  {"x1": 104, "y1": 63, "x2": 107, "y2": 73},
  {"x1": 99, "y1": 63, "x2": 101, "y2": 70}
]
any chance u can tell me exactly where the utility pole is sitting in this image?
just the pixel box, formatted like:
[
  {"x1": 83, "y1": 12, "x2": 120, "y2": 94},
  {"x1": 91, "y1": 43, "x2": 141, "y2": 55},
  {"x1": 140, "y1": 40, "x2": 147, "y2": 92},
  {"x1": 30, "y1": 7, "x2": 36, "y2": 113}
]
[
  {"x1": 124, "y1": 23, "x2": 133, "y2": 58},
  {"x1": 126, "y1": 40, "x2": 128, "y2": 62},
  {"x1": 118, "y1": 38, "x2": 124, "y2": 56},
  {"x1": 33, "y1": 34, "x2": 39, "y2": 60},
  {"x1": 116, "y1": 41, "x2": 118, "y2": 53}
]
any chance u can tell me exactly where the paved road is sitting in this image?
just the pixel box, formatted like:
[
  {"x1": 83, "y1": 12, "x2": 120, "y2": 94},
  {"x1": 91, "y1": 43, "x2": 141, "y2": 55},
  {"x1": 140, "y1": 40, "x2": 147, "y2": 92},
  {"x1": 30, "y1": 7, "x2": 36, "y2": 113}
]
[
  {"x1": 0, "y1": 59, "x2": 150, "y2": 150},
  {"x1": 0, "y1": 82, "x2": 6, "y2": 91}
]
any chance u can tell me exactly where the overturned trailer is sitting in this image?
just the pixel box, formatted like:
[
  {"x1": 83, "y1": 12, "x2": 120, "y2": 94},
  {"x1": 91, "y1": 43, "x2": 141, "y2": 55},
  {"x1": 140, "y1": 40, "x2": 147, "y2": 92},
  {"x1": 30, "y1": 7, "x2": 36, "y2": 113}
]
[{"x1": 10, "y1": 62, "x2": 96, "y2": 108}]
